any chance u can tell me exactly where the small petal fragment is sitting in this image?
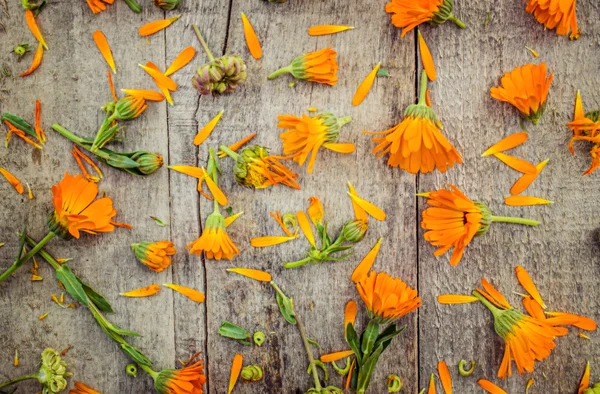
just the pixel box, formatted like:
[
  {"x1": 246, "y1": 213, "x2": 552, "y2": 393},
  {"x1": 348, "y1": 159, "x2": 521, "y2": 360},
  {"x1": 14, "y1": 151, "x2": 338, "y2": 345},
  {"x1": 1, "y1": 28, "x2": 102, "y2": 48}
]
[
  {"x1": 139, "y1": 15, "x2": 180, "y2": 37},
  {"x1": 194, "y1": 110, "x2": 224, "y2": 146},
  {"x1": 241, "y1": 13, "x2": 262, "y2": 60},
  {"x1": 0, "y1": 168, "x2": 24, "y2": 194},
  {"x1": 352, "y1": 62, "x2": 381, "y2": 106},
  {"x1": 93, "y1": 30, "x2": 117, "y2": 73},
  {"x1": 351, "y1": 237, "x2": 382, "y2": 283},
  {"x1": 227, "y1": 268, "x2": 272, "y2": 282},
  {"x1": 120, "y1": 284, "x2": 161, "y2": 297},
  {"x1": 493, "y1": 152, "x2": 537, "y2": 174},
  {"x1": 308, "y1": 25, "x2": 354, "y2": 36},
  {"x1": 482, "y1": 132, "x2": 528, "y2": 157},
  {"x1": 163, "y1": 283, "x2": 205, "y2": 303},
  {"x1": 504, "y1": 196, "x2": 553, "y2": 206}
]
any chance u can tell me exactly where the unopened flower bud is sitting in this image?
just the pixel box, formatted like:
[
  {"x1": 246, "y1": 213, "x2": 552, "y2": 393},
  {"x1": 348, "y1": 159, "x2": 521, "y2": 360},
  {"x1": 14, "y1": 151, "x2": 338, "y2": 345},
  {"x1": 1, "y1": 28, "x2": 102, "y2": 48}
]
[
  {"x1": 131, "y1": 151, "x2": 164, "y2": 175},
  {"x1": 193, "y1": 56, "x2": 247, "y2": 96},
  {"x1": 341, "y1": 219, "x2": 368, "y2": 243},
  {"x1": 152, "y1": 0, "x2": 180, "y2": 10},
  {"x1": 131, "y1": 241, "x2": 176, "y2": 272},
  {"x1": 241, "y1": 365, "x2": 263, "y2": 382},
  {"x1": 113, "y1": 95, "x2": 147, "y2": 121}
]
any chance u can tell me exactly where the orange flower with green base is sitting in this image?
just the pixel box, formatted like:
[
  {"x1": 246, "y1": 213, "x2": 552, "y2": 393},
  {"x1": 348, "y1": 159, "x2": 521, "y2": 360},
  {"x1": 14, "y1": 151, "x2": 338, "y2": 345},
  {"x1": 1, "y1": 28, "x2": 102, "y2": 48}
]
[
  {"x1": 268, "y1": 48, "x2": 338, "y2": 86},
  {"x1": 141, "y1": 359, "x2": 206, "y2": 394},
  {"x1": 385, "y1": 0, "x2": 466, "y2": 37}
]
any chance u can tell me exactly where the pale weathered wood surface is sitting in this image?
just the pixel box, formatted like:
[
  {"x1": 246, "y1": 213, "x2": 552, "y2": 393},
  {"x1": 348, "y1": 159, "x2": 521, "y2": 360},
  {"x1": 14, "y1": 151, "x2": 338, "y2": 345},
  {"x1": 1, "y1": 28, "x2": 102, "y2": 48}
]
[{"x1": 0, "y1": 0, "x2": 599, "y2": 393}]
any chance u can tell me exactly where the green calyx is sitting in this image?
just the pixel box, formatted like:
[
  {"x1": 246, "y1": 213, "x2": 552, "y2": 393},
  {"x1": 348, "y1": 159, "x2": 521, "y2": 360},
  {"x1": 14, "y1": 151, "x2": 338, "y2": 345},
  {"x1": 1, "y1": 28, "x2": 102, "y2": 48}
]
[
  {"x1": 341, "y1": 219, "x2": 368, "y2": 243},
  {"x1": 472, "y1": 290, "x2": 522, "y2": 339},
  {"x1": 205, "y1": 210, "x2": 226, "y2": 231},
  {"x1": 47, "y1": 213, "x2": 73, "y2": 240},
  {"x1": 405, "y1": 70, "x2": 438, "y2": 123},
  {"x1": 131, "y1": 242, "x2": 152, "y2": 263},
  {"x1": 525, "y1": 103, "x2": 547, "y2": 125},
  {"x1": 315, "y1": 112, "x2": 352, "y2": 143},
  {"x1": 474, "y1": 201, "x2": 493, "y2": 237},
  {"x1": 152, "y1": 0, "x2": 180, "y2": 10},
  {"x1": 430, "y1": 0, "x2": 466, "y2": 29}
]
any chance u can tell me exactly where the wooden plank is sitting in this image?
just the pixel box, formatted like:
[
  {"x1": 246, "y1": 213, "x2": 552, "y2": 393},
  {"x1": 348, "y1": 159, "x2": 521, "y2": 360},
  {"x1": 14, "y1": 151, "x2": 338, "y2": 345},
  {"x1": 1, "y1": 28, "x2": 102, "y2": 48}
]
[
  {"x1": 418, "y1": 1, "x2": 600, "y2": 392},
  {"x1": 0, "y1": 3, "x2": 174, "y2": 392},
  {"x1": 197, "y1": 1, "x2": 417, "y2": 392}
]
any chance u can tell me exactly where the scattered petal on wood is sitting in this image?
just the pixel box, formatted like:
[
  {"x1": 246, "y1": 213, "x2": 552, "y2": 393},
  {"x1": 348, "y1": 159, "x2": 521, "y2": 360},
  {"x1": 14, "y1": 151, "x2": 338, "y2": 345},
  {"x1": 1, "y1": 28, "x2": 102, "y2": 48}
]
[
  {"x1": 120, "y1": 284, "x2": 161, "y2": 297},
  {"x1": 437, "y1": 294, "x2": 480, "y2": 304},
  {"x1": 493, "y1": 152, "x2": 537, "y2": 174},
  {"x1": 163, "y1": 283, "x2": 205, "y2": 303},
  {"x1": 165, "y1": 46, "x2": 196, "y2": 76},
  {"x1": 0, "y1": 168, "x2": 24, "y2": 194},
  {"x1": 25, "y1": 10, "x2": 47, "y2": 49},
  {"x1": 320, "y1": 350, "x2": 354, "y2": 363},
  {"x1": 351, "y1": 237, "x2": 382, "y2": 283},
  {"x1": 20, "y1": 44, "x2": 44, "y2": 77},
  {"x1": 515, "y1": 266, "x2": 546, "y2": 309},
  {"x1": 482, "y1": 132, "x2": 528, "y2": 157},
  {"x1": 510, "y1": 159, "x2": 549, "y2": 195},
  {"x1": 241, "y1": 13, "x2": 262, "y2": 59},
  {"x1": 194, "y1": 110, "x2": 224, "y2": 146},
  {"x1": 418, "y1": 30, "x2": 436, "y2": 81},
  {"x1": 139, "y1": 15, "x2": 180, "y2": 37},
  {"x1": 228, "y1": 354, "x2": 243, "y2": 394},
  {"x1": 308, "y1": 25, "x2": 354, "y2": 36},
  {"x1": 352, "y1": 62, "x2": 380, "y2": 106},
  {"x1": 93, "y1": 30, "x2": 117, "y2": 73},
  {"x1": 226, "y1": 268, "x2": 272, "y2": 282},
  {"x1": 504, "y1": 196, "x2": 553, "y2": 206}
]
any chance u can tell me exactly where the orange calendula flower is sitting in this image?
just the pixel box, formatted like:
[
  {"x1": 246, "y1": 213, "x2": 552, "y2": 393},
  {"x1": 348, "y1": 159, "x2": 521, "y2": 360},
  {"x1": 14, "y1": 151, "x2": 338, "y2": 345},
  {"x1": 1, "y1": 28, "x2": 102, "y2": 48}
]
[
  {"x1": 152, "y1": 359, "x2": 207, "y2": 394},
  {"x1": 356, "y1": 271, "x2": 421, "y2": 323},
  {"x1": 566, "y1": 90, "x2": 600, "y2": 176},
  {"x1": 20, "y1": 44, "x2": 44, "y2": 77},
  {"x1": 163, "y1": 283, "x2": 205, "y2": 303},
  {"x1": 418, "y1": 30, "x2": 436, "y2": 81},
  {"x1": 437, "y1": 361, "x2": 452, "y2": 394},
  {"x1": 482, "y1": 132, "x2": 528, "y2": 157},
  {"x1": 511, "y1": 159, "x2": 549, "y2": 195},
  {"x1": 49, "y1": 173, "x2": 117, "y2": 239},
  {"x1": 525, "y1": 0, "x2": 580, "y2": 39},
  {"x1": 228, "y1": 354, "x2": 243, "y2": 394},
  {"x1": 268, "y1": 48, "x2": 338, "y2": 86},
  {"x1": 187, "y1": 207, "x2": 239, "y2": 261},
  {"x1": 92, "y1": 31, "x2": 116, "y2": 74},
  {"x1": 420, "y1": 185, "x2": 540, "y2": 266},
  {"x1": 278, "y1": 111, "x2": 353, "y2": 174},
  {"x1": 504, "y1": 196, "x2": 553, "y2": 206},
  {"x1": 385, "y1": 0, "x2": 465, "y2": 37},
  {"x1": 139, "y1": 15, "x2": 181, "y2": 37},
  {"x1": 120, "y1": 284, "x2": 161, "y2": 297},
  {"x1": 307, "y1": 197, "x2": 324, "y2": 225},
  {"x1": 0, "y1": 168, "x2": 24, "y2": 194},
  {"x1": 478, "y1": 379, "x2": 508, "y2": 394},
  {"x1": 352, "y1": 62, "x2": 381, "y2": 107},
  {"x1": 226, "y1": 268, "x2": 272, "y2": 282},
  {"x1": 308, "y1": 25, "x2": 354, "y2": 36},
  {"x1": 351, "y1": 237, "x2": 382, "y2": 283},
  {"x1": 131, "y1": 241, "x2": 176, "y2": 273},
  {"x1": 364, "y1": 71, "x2": 462, "y2": 174},
  {"x1": 70, "y1": 381, "x2": 103, "y2": 394},
  {"x1": 241, "y1": 13, "x2": 262, "y2": 60},
  {"x1": 490, "y1": 63, "x2": 553, "y2": 125}
]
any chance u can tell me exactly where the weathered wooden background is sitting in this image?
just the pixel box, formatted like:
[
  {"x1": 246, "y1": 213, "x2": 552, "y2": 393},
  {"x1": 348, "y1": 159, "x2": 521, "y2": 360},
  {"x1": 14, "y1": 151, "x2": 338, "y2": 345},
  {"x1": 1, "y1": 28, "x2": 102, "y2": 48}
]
[{"x1": 1, "y1": 0, "x2": 599, "y2": 393}]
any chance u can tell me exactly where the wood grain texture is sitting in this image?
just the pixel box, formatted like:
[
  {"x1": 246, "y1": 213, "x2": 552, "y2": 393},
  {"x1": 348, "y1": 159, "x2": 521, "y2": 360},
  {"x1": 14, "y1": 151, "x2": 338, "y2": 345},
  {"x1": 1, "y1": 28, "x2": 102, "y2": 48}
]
[{"x1": 417, "y1": 0, "x2": 600, "y2": 392}]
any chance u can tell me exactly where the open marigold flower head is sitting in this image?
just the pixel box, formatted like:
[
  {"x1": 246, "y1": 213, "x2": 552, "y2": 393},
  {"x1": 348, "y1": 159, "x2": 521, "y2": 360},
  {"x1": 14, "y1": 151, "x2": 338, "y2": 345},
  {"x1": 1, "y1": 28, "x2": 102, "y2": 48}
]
[
  {"x1": 132, "y1": 241, "x2": 176, "y2": 272},
  {"x1": 268, "y1": 48, "x2": 338, "y2": 86},
  {"x1": 366, "y1": 71, "x2": 462, "y2": 174},
  {"x1": 153, "y1": 359, "x2": 206, "y2": 394},
  {"x1": 278, "y1": 111, "x2": 352, "y2": 174},
  {"x1": 187, "y1": 209, "x2": 239, "y2": 260},
  {"x1": 490, "y1": 63, "x2": 553, "y2": 125},
  {"x1": 48, "y1": 173, "x2": 117, "y2": 239},
  {"x1": 525, "y1": 0, "x2": 580, "y2": 39},
  {"x1": 227, "y1": 145, "x2": 300, "y2": 190},
  {"x1": 356, "y1": 271, "x2": 421, "y2": 323},
  {"x1": 566, "y1": 91, "x2": 600, "y2": 176},
  {"x1": 385, "y1": 0, "x2": 465, "y2": 37}
]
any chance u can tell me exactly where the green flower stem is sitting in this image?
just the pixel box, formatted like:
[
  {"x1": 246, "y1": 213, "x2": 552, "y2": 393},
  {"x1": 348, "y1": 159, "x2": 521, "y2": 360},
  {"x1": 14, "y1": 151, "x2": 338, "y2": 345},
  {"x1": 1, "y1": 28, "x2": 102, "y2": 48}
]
[
  {"x1": 337, "y1": 116, "x2": 352, "y2": 127},
  {"x1": 283, "y1": 257, "x2": 313, "y2": 269},
  {"x1": 52, "y1": 123, "x2": 111, "y2": 161},
  {"x1": 0, "y1": 374, "x2": 38, "y2": 389},
  {"x1": 449, "y1": 14, "x2": 466, "y2": 29},
  {"x1": 490, "y1": 216, "x2": 540, "y2": 227},
  {"x1": 23, "y1": 234, "x2": 60, "y2": 270},
  {"x1": 472, "y1": 290, "x2": 501, "y2": 318},
  {"x1": 219, "y1": 145, "x2": 240, "y2": 161},
  {"x1": 0, "y1": 231, "x2": 55, "y2": 283},
  {"x1": 193, "y1": 24, "x2": 215, "y2": 62},
  {"x1": 269, "y1": 281, "x2": 287, "y2": 300},
  {"x1": 294, "y1": 303, "x2": 322, "y2": 390},
  {"x1": 418, "y1": 70, "x2": 428, "y2": 105},
  {"x1": 268, "y1": 66, "x2": 292, "y2": 80},
  {"x1": 139, "y1": 364, "x2": 159, "y2": 380}
]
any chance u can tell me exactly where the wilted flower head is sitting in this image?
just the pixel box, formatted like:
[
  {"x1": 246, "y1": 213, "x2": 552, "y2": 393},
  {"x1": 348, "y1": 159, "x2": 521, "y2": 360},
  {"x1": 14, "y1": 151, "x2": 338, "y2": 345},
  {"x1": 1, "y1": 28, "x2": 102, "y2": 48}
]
[
  {"x1": 227, "y1": 145, "x2": 300, "y2": 190},
  {"x1": 193, "y1": 56, "x2": 247, "y2": 96},
  {"x1": 132, "y1": 241, "x2": 176, "y2": 272},
  {"x1": 566, "y1": 90, "x2": 600, "y2": 176},
  {"x1": 38, "y1": 348, "x2": 70, "y2": 394},
  {"x1": 385, "y1": 0, "x2": 466, "y2": 37},
  {"x1": 525, "y1": 0, "x2": 579, "y2": 39},
  {"x1": 187, "y1": 209, "x2": 239, "y2": 260},
  {"x1": 153, "y1": 359, "x2": 207, "y2": 394}
]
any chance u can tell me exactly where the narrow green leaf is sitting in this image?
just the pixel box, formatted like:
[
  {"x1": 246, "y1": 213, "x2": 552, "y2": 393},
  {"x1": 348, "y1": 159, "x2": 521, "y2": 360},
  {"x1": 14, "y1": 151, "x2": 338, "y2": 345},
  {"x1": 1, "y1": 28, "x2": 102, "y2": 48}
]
[
  {"x1": 55, "y1": 265, "x2": 88, "y2": 306},
  {"x1": 276, "y1": 291, "x2": 297, "y2": 325},
  {"x1": 78, "y1": 278, "x2": 113, "y2": 313},
  {"x1": 345, "y1": 323, "x2": 362, "y2": 364},
  {"x1": 2, "y1": 113, "x2": 36, "y2": 138},
  {"x1": 218, "y1": 321, "x2": 252, "y2": 343},
  {"x1": 360, "y1": 320, "x2": 380, "y2": 356},
  {"x1": 376, "y1": 68, "x2": 390, "y2": 77},
  {"x1": 150, "y1": 216, "x2": 168, "y2": 227},
  {"x1": 356, "y1": 344, "x2": 384, "y2": 391},
  {"x1": 121, "y1": 343, "x2": 152, "y2": 367}
]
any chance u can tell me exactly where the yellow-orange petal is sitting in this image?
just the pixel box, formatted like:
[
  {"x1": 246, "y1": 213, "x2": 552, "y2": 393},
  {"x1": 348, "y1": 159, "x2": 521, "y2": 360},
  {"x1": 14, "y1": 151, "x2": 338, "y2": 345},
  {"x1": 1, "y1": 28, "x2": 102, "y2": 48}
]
[
  {"x1": 428, "y1": 373, "x2": 436, "y2": 394},
  {"x1": 163, "y1": 283, "x2": 205, "y2": 303},
  {"x1": 121, "y1": 89, "x2": 165, "y2": 102},
  {"x1": 139, "y1": 15, "x2": 180, "y2": 37},
  {"x1": 438, "y1": 361, "x2": 452, "y2": 394},
  {"x1": 92, "y1": 30, "x2": 116, "y2": 74},
  {"x1": 515, "y1": 266, "x2": 546, "y2": 309},
  {"x1": 107, "y1": 70, "x2": 118, "y2": 102},
  {"x1": 437, "y1": 294, "x2": 479, "y2": 304},
  {"x1": 168, "y1": 165, "x2": 205, "y2": 178},
  {"x1": 579, "y1": 333, "x2": 591, "y2": 340},
  {"x1": 227, "y1": 268, "x2": 272, "y2": 282},
  {"x1": 418, "y1": 30, "x2": 436, "y2": 81},
  {"x1": 120, "y1": 284, "x2": 160, "y2": 297},
  {"x1": 351, "y1": 237, "x2": 382, "y2": 283},
  {"x1": 203, "y1": 174, "x2": 228, "y2": 206},
  {"x1": 323, "y1": 143, "x2": 356, "y2": 153},
  {"x1": 194, "y1": 110, "x2": 224, "y2": 146},
  {"x1": 308, "y1": 25, "x2": 354, "y2": 36},
  {"x1": 20, "y1": 44, "x2": 44, "y2": 77},
  {"x1": 522, "y1": 296, "x2": 545, "y2": 320},
  {"x1": 478, "y1": 379, "x2": 507, "y2": 394},
  {"x1": 574, "y1": 90, "x2": 585, "y2": 121},
  {"x1": 218, "y1": 133, "x2": 258, "y2": 158},
  {"x1": 145, "y1": 62, "x2": 174, "y2": 105},
  {"x1": 579, "y1": 361, "x2": 590, "y2": 394},
  {"x1": 0, "y1": 168, "x2": 24, "y2": 194},
  {"x1": 296, "y1": 210, "x2": 316, "y2": 248},
  {"x1": 346, "y1": 358, "x2": 355, "y2": 389},
  {"x1": 352, "y1": 62, "x2": 381, "y2": 106},
  {"x1": 228, "y1": 354, "x2": 243, "y2": 394},
  {"x1": 139, "y1": 63, "x2": 178, "y2": 91},
  {"x1": 482, "y1": 132, "x2": 528, "y2": 157},
  {"x1": 320, "y1": 350, "x2": 354, "y2": 363},
  {"x1": 224, "y1": 212, "x2": 243, "y2": 227},
  {"x1": 526, "y1": 378, "x2": 534, "y2": 393},
  {"x1": 504, "y1": 196, "x2": 553, "y2": 206},
  {"x1": 510, "y1": 159, "x2": 549, "y2": 195},
  {"x1": 25, "y1": 10, "x2": 47, "y2": 49},
  {"x1": 165, "y1": 46, "x2": 196, "y2": 76},
  {"x1": 546, "y1": 312, "x2": 597, "y2": 331},
  {"x1": 347, "y1": 191, "x2": 386, "y2": 221},
  {"x1": 344, "y1": 300, "x2": 357, "y2": 329},
  {"x1": 241, "y1": 12, "x2": 262, "y2": 60},
  {"x1": 250, "y1": 236, "x2": 296, "y2": 248},
  {"x1": 493, "y1": 152, "x2": 537, "y2": 174}
]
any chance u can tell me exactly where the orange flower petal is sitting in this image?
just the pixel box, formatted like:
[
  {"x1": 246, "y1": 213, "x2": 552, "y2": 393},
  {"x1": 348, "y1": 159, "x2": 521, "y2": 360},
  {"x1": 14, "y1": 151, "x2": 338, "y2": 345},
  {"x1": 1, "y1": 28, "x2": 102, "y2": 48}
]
[
  {"x1": 515, "y1": 266, "x2": 546, "y2": 309},
  {"x1": 194, "y1": 110, "x2": 224, "y2": 146},
  {"x1": 493, "y1": 152, "x2": 537, "y2": 174},
  {"x1": 139, "y1": 63, "x2": 178, "y2": 91},
  {"x1": 224, "y1": 212, "x2": 243, "y2": 227},
  {"x1": 438, "y1": 361, "x2": 452, "y2": 394},
  {"x1": 546, "y1": 312, "x2": 597, "y2": 331},
  {"x1": 165, "y1": 46, "x2": 196, "y2": 76},
  {"x1": 322, "y1": 142, "x2": 356, "y2": 153},
  {"x1": 504, "y1": 196, "x2": 553, "y2": 206},
  {"x1": 482, "y1": 132, "x2": 528, "y2": 157},
  {"x1": 107, "y1": 70, "x2": 118, "y2": 102},
  {"x1": 250, "y1": 236, "x2": 296, "y2": 248},
  {"x1": 347, "y1": 182, "x2": 368, "y2": 222},
  {"x1": 203, "y1": 174, "x2": 228, "y2": 206},
  {"x1": 145, "y1": 62, "x2": 174, "y2": 105},
  {"x1": 347, "y1": 191, "x2": 386, "y2": 221},
  {"x1": 20, "y1": 44, "x2": 44, "y2": 77},
  {"x1": 437, "y1": 294, "x2": 480, "y2": 304},
  {"x1": 296, "y1": 211, "x2": 315, "y2": 248},
  {"x1": 510, "y1": 159, "x2": 549, "y2": 195},
  {"x1": 34, "y1": 99, "x2": 45, "y2": 143},
  {"x1": 0, "y1": 168, "x2": 24, "y2": 194},
  {"x1": 121, "y1": 89, "x2": 165, "y2": 102},
  {"x1": 344, "y1": 300, "x2": 357, "y2": 329},
  {"x1": 579, "y1": 361, "x2": 590, "y2": 394},
  {"x1": 226, "y1": 268, "x2": 272, "y2": 282},
  {"x1": 73, "y1": 382, "x2": 102, "y2": 394},
  {"x1": 120, "y1": 284, "x2": 160, "y2": 297},
  {"x1": 345, "y1": 358, "x2": 355, "y2": 389},
  {"x1": 241, "y1": 13, "x2": 262, "y2": 60},
  {"x1": 163, "y1": 283, "x2": 205, "y2": 303},
  {"x1": 228, "y1": 354, "x2": 243, "y2": 394},
  {"x1": 218, "y1": 133, "x2": 257, "y2": 158},
  {"x1": 478, "y1": 379, "x2": 508, "y2": 394},
  {"x1": 308, "y1": 25, "x2": 354, "y2": 36},
  {"x1": 351, "y1": 237, "x2": 382, "y2": 283},
  {"x1": 92, "y1": 30, "x2": 116, "y2": 74},
  {"x1": 480, "y1": 278, "x2": 511, "y2": 309},
  {"x1": 168, "y1": 165, "x2": 205, "y2": 178},
  {"x1": 139, "y1": 15, "x2": 180, "y2": 37},
  {"x1": 352, "y1": 62, "x2": 381, "y2": 106},
  {"x1": 428, "y1": 373, "x2": 436, "y2": 394},
  {"x1": 25, "y1": 10, "x2": 47, "y2": 49},
  {"x1": 522, "y1": 296, "x2": 545, "y2": 320},
  {"x1": 574, "y1": 90, "x2": 585, "y2": 121},
  {"x1": 418, "y1": 30, "x2": 436, "y2": 81},
  {"x1": 320, "y1": 350, "x2": 354, "y2": 363}
]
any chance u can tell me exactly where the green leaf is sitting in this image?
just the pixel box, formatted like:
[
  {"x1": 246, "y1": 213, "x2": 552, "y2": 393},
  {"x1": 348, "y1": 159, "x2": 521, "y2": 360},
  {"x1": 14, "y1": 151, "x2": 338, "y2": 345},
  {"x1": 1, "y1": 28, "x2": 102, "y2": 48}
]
[
  {"x1": 2, "y1": 113, "x2": 37, "y2": 138},
  {"x1": 77, "y1": 278, "x2": 113, "y2": 313},
  {"x1": 345, "y1": 323, "x2": 362, "y2": 364},
  {"x1": 225, "y1": 207, "x2": 234, "y2": 216},
  {"x1": 360, "y1": 320, "x2": 380, "y2": 356},
  {"x1": 150, "y1": 216, "x2": 168, "y2": 227},
  {"x1": 356, "y1": 344, "x2": 384, "y2": 391},
  {"x1": 121, "y1": 343, "x2": 152, "y2": 367},
  {"x1": 106, "y1": 320, "x2": 141, "y2": 337},
  {"x1": 218, "y1": 321, "x2": 252, "y2": 343},
  {"x1": 55, "y1": 265, "x2": 88, "y2": 306},
  {"x1": 374, "y1": 324, "x2": 406, "y2": 351},
  {"x1": 376, "y1": 68, "x2": 390, "y2": 77},
  {"x1": 104, "y1": 153, "x2": 140, "y2": 169},
  {"x1": 276, "y1": 291, "x2": 297, "y2": 325}
]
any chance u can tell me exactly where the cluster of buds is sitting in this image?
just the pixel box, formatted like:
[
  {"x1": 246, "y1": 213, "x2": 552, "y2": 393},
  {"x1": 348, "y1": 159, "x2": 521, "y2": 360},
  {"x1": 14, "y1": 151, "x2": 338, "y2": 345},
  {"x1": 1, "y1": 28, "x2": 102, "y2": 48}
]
[
  {"x1": 152, "y1": 0, "x2": 180, "y2": 10},
  {"x1": 192, "y1": 25, "x2": 246, "y2": 96}
]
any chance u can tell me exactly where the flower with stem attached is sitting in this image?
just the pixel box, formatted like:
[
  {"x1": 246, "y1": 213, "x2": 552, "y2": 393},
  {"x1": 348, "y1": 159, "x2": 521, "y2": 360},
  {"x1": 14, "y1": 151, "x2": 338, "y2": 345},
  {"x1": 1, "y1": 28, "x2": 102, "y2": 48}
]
[
  {"x1": 278, "y1": 111, "x2": 354, "y2": 174},
  {"x1": 268, "y1": 48, "x2": 338, "y2": 86},
  {"x1": 0, "y1": 348, "x2": 71, "y2": 394},
  {"x1": 419, "y1": 184, "x2": 540, "y2": 266},
  {"x1": 364, "y1": 70, "x2": 462, "y2": 174},
  {"x1": 566, "y1": 90, "x2": 600, "y2": 176},
  {"x1": 131, "y1": 241, "x2": 176, "y2": 273},
  {"x1": 525, "y1": 0, "x2": 579, "y2": 39},
  {"x1": 385, "y1": 0, "x2": 466, "y2": 37}
]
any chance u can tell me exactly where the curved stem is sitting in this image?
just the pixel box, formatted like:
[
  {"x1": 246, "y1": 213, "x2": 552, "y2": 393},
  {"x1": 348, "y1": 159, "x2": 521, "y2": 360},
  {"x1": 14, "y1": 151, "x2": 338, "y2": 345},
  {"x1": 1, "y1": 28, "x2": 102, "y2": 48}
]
[
  {"x1": 417, "y1": 70, "x2": 428, "y2": 105},
  {"x1": 192, "y1": 24, "x2": 215, "y2": 62},
  {"x1": 0, "y1": 374, "x2": 38, "y2": 389},
  {"x1": 449, "y1": 14, "x2": 466, "y2": 29},
  {"x1": 472, "y1": 290, "x2": 501, "y2": 317},
  {"x1": 295, "y1": 309, "x2": 322, "y2": 390},
  {"x1": 0, "y1": 232, "x2": 55, "y2": 283},
  {"x1": 268, "y1": 66, "x2": 292, "y2": 80},
  {"x1": 139, "y1": 364, "x2": 159, "y2": 380},
  {"x1": 52, "y1": 123, "x2": 86, "y2": 145},
  {"x1": 490, "y1": 216, "x2": 540, "y2": 226},
  {"x1": 283, "y1": 257, "x2": 312, "y2": 269}
]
